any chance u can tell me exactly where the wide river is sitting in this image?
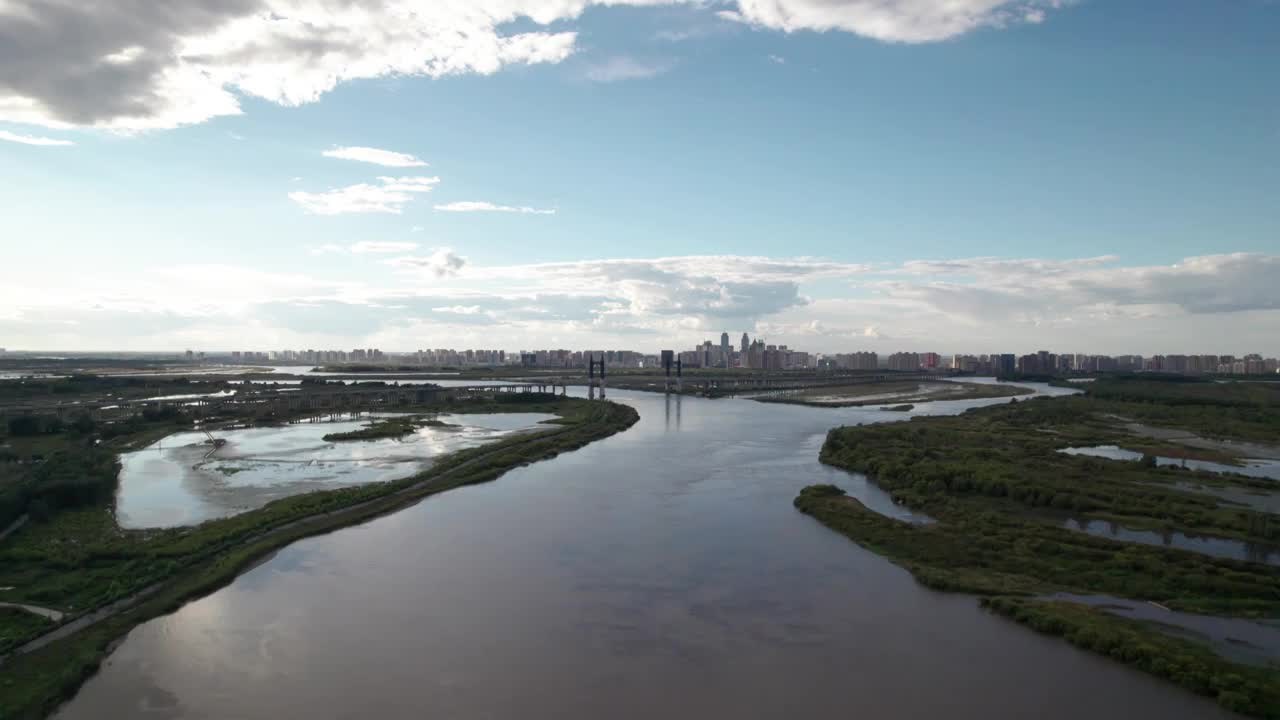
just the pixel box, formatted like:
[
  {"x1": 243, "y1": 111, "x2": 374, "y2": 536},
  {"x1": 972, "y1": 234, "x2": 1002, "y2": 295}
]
[{"x1": 55, "y1": 382, "x2": 1238, "y2": 719}]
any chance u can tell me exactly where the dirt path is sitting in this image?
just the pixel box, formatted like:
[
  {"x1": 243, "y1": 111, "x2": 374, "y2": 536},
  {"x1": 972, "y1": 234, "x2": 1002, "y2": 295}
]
[
  {"x1": 0, "y1": 602, "x2": 64, "y2": 622},
  {"x1": 0, "y1": 515, "x2": 27, "y2": 543}
]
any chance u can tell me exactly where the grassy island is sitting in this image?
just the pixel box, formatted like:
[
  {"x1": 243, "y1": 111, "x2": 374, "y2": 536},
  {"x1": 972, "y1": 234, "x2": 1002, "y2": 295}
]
[
  {"x1": 322, "y1": 415, "x2": 454, "y2": 441},
  {"x1": 755, "y1": 379, "x2": 1030, "y2": 408},
  {"x1": 0, "y1": 393, "x2": 638, "y2": 719},
  {"x1": 799, "y1": 377, "x2": 1280, "y2": 717}
]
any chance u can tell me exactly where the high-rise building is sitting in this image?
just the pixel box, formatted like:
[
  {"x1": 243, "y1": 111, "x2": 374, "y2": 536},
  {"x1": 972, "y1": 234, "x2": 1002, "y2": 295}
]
[
  {"x1": 740, "y1": 333, "x2": 750, "y2": 354},
  {"x1": 887, "y1": 352, "x2": 920, "y2": 371}
]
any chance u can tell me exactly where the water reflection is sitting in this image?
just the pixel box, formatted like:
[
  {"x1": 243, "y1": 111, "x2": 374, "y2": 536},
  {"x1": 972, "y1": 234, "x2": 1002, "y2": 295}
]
[
  {"x1": 1060, "y1": 445, "x2": 1280, "y2": 481},
  {"x1": 115, "y1": 413, "x2": 556, "y2": 528},
  {"x1": 1048, "y1": 593, "x2": 1280, "y2": 667},
  {"x1": 1163, "y1": 481, "x2": 1280, "y2": 514},
  {"x1": 664, "y1": 392, "x2": 682, "y2": 431},
  {"x1": 58, "y1": 382, "x2": 1235, "y2": 720},
  {"x1": 1062, "y1": 518, "x2": 1280, "y2": 567}
]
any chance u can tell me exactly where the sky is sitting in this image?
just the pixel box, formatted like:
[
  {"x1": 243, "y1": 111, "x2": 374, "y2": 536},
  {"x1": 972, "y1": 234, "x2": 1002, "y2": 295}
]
[{"x1": 1, "y1": 0, "x2": 1278, "y2": 356}]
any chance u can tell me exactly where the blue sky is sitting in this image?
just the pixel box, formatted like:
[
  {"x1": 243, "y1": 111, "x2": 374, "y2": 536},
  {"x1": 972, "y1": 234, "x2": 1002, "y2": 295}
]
[{"x1": 1, "y1": 0, "x2": 1278, "y2": 354}]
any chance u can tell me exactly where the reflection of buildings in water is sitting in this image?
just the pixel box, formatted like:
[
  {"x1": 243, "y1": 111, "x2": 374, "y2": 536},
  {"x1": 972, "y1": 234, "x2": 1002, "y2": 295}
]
[{"x1": 664, "y1": 393, "x2": 683, "y2": 431}]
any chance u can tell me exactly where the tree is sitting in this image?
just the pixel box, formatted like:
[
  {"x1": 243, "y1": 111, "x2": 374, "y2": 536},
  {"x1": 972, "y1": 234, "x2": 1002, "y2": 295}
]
[
  {"x1": 7, "y1": 415, "x2": 41, "y2": 437},
  {"x1": 71, "y1": 413, "x2": 96, "y2": 435}
]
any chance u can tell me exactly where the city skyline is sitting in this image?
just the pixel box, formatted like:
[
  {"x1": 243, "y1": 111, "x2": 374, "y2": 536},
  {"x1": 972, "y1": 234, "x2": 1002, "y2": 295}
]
[
  {"x1": 11, "y1": 342, "x2": 1273, "y2": 378},
  {"x1": 2, "y1": 1, "x2": 1278, "y2": 353},
  {"x1": 5, "y1": 332, "x2": 1280, "y2": 361}
]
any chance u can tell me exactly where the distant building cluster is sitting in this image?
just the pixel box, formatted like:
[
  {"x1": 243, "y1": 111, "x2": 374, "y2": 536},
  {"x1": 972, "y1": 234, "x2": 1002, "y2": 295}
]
[
  {"x1": 948, "y1": 351, "x2": 1280, "y2": 376},
  {"x1": 517, "y1": 350, "x2": 646, "y2": 368},
  {"x1": 190, "y1": 348, "x2": 389, "y2": 364},
  {"x1": 667, "y1": 333, "x2": 816, "y2": 370},
  {"x1": 180, "y1": 343, "x2": 1279, "y2": 377}
]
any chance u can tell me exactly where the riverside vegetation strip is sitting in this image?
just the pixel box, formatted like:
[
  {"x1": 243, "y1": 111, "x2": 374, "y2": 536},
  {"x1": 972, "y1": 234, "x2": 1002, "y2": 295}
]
[
  {"x1": 798, "y1": 377, "x2": 1280, "y2": 717},
  {"x1": 0, "y1": 393, "x2": 638, "y2": 720},
  {"x1": 753, "y1": 379, "x2": 1029, "y2": 407}
]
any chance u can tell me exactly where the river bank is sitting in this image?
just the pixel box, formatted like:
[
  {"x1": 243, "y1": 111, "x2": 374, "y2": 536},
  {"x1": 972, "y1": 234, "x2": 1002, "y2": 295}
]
[
  {"x1": 0, "y1": 397, "x2": 638, "y2": 720},
  {"x1": 803, "y1": 377, "x2": 1280, "y2": 716},
  {"x1": 793, "y1": 489, "x2": 1280, "y2": 716},
  {"x1": 752, "y1": 380, "x2": 1030, "y2": 407},
  {"x1": 46, "y1": 383, "x2": 1240, "y2": 720}
]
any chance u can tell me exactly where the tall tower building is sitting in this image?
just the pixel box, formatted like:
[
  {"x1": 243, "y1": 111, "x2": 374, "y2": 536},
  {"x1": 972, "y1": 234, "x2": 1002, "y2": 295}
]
[{"x1": 740, "y1": 332, "x2": 749, "y2": 354}]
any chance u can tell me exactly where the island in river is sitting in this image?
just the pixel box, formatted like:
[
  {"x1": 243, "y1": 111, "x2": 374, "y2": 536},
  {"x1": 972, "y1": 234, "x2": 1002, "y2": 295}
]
[
  {"x1": 752, "y1": 379, "x2": 1030, "y2": 407},
  {"x1": 804, "y1": 376, "x2": 1280, "y2": 717}
]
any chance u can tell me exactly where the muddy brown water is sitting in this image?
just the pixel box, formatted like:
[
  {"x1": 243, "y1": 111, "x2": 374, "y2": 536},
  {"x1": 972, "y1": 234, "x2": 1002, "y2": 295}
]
[{"x1": 54, "y1": 383, "x2": 1237, "y2": 720}]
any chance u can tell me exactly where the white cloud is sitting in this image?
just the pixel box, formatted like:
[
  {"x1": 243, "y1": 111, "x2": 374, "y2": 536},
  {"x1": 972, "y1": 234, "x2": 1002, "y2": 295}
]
[
  {"x1": 0, "y1": 129, "x2": 73, "y2": 146},
  {"x1": 768, "y1": 54, "x2": 786, "y2": 64},
  {"x1": 3, "y1": 251, "x2": 1279, "y2": 354},
  {"x1": 351, "y1": 241, "x2": 419, "y2": 254},
  {"x1": 0, "y1": 1, "x2": 1070, "y2": 131},
  {"x1": 883, "y1": 253, "x2": 1280, "y2": 317},
  {"x1": 322, "y1": 146, "x2": 427, "y2": 168},
  {"x1": 312, "y1": 240, "x2": 421, "y2": 255},
  {"x1": 434, "y1": 201, "x2": 556, "y2": 215},
  {"x1": 388, "y1": 247, "x2": 468, "y2": 278},
  {"x1": 289, "y1": 175, "x2": 440, "y2": 215},
  {"x1": 721, "y1": 0, "x2": 1065, "y2": 43},
  {"x1": 585, "y1": 56, "x2": 674, "y2": 83}
]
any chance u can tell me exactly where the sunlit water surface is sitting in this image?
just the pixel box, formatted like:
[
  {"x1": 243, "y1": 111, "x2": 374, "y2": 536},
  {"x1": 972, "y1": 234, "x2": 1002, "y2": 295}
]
[
  {"x1": 115, "y1": 413, "x2": 557, "y2": 528},
  {"x1": 59, "y1": 381, "x2": 1241, "y2": 720}
]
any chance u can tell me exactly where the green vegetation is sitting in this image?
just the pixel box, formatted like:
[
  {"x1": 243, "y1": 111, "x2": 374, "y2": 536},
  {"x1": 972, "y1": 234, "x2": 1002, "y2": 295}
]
[
  {"x1": 795, "y1": 487, "x2": 1280, "y2": 614},
  {"x1": 982, "y1": 597, "x2": 1280, "y2": 717},
  {"x1": 795, "y1": 489, "x2": 1280, "y2": 715},
  {"x1": 819, "y1": 398, "x2": 1278, "y2": 545},
  {"x1": 799, "y1": 377, "x2": 1280, "y2": 716},
  {"x1": 0, "y1": 607, "x2": 52, "y2": 655},
  {"x1": 0, "y1": 373, "x2": 230, "y2": 404},
  {"x1": 1, "y1": 397, "x2": 195, "y2": 530},
  {"x1": 321, "y1": 415, "x2": 454, "y2": 441},
  {"x1": 0, "y1": 394, "x2": 637, "y2": 720},
  {"x1": 1081, "y1": 376, "x2": 1280, "y2": 444},
  {"x1": 0, "y1": 443, "x2": 120, "y2": 530},
  {"x1": 755, "y1": 380, "x2": 1029, "y2": 408}
]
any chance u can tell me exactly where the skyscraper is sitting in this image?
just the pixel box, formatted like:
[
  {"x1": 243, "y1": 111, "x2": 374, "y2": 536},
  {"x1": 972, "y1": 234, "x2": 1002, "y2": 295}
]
[
  {"x1": 740, "y1": 333, "x2": 749, "y2": 353},
  {"x1": 720, "y1": 332, "x2": 730, "y2": 368}
]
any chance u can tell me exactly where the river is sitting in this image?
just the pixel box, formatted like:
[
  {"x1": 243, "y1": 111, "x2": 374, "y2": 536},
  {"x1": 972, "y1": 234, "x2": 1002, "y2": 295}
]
[{"x1": 53, "y1": 382, "x2": 1238, "y2": 720}]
